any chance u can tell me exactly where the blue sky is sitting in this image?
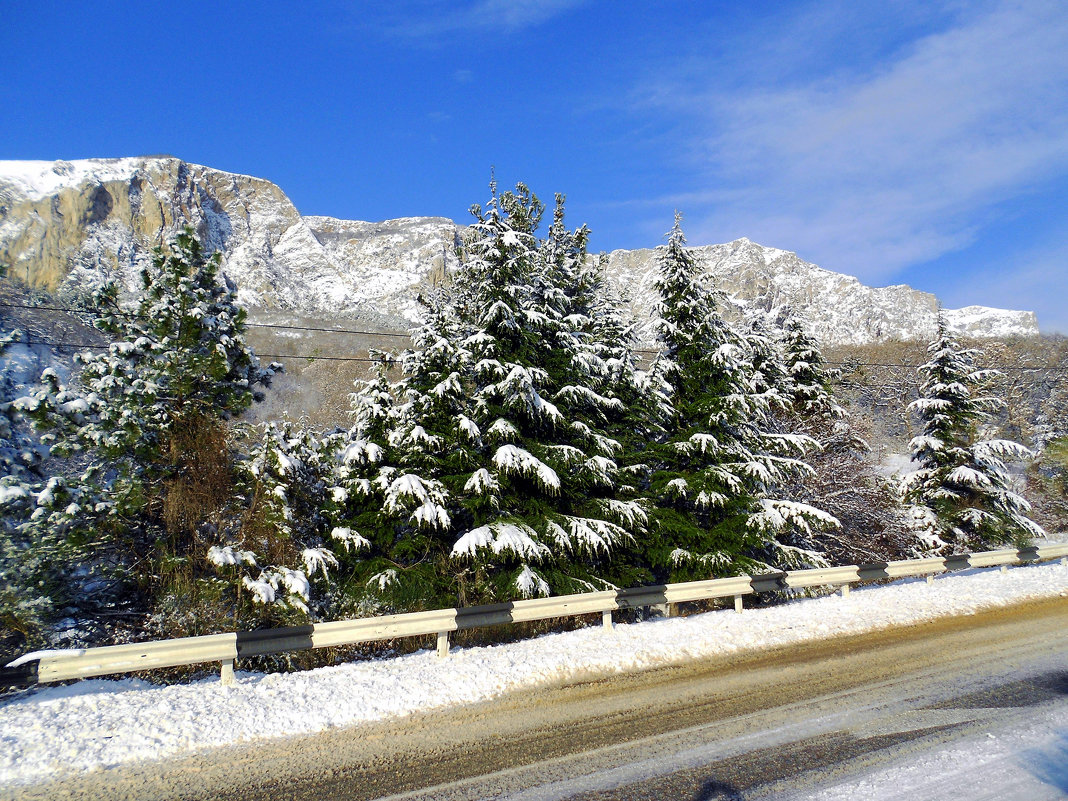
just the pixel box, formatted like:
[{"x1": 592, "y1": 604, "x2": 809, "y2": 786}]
[{"x1": 3, "y1": 0, "x2": 1066, "y2": 332}]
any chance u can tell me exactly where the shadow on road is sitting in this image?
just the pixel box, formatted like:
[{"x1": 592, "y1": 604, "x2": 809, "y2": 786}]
[{"x1": 694, "y1": 777, "x2": 746, "y2": 800}]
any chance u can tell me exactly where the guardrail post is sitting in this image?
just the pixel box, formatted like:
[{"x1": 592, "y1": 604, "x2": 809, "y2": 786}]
[
  {"x1": 926, "y1": 574, "x2": 934, "y2": 585},
  {"x1": 734, "y1": 595, "x2": 744, "y2": 613},
  {"x1": 220, "y1": 660, "x2": 235, "y2": 686},
  {"x1": 840, "y1": 583, "x2": 850, "y2": 598},
  {"x1": 1000, "y1": 564, "x2": 1008, "y2": 573},
  {"x1": 436, "y1": 631, "x2": 450, "y2": 658},
  {"x1": 602, "y1": 610, "x2": 614, "y2": 631}
]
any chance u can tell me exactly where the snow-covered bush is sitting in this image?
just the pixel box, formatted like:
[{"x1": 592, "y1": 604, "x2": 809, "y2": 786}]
[
  {"x1": 204, "y1": 418, "x2": 343, "y2": 621},
  {"x1": 0, "y1": 326, "x2": 77, "y2": 651}
]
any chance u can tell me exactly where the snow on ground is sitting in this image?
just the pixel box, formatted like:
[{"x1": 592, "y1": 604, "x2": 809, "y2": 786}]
[
  {"x1": 1, "y1": 561, "x2": 1066, "y2": 788},
  {"x1": 797, "y1": 703, "x2": 1068, "y2": 801}
]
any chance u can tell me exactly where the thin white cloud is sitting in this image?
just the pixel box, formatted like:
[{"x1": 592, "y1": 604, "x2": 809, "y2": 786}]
[
  {"x1": 634, "y1": 0, "x2": 1068, "y2": 286},
  {"x1": 945, "y1": 243, "x2": 1068, "y2": 334},
  {"x1": 366, "y1": 0, "x2": 591, "y2": 39}
]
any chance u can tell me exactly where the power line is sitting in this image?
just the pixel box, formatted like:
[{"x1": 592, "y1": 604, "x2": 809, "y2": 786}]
[
  {"x1": 247, "y1": 321, "x2": 409, "y2": 338},
  {"x1": 825, "y1": 360, "x2": 1068, "y2": 372},
  {"x1": 17, "y1": 338, "x2": 386, "y2": 364},
  {"x1": 14, "y1": 336, "x2": 1068, "y2": 374},
  {"x1": 5, "y1": 302, "x2": 1066, "y2": 372},
  {"x1": 0, "y1": 301, "x2": 412, "y2": 339}
]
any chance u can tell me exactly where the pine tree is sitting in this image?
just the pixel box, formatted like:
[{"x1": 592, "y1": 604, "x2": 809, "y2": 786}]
[
  {"x1": 16, "y1": 229, "x2": 281, "y2": 635},
  {"x1": 0, "y1": 326, "x2": 75, "y2": 649},
  {"x1": 901, "y1": 317, "x2": 1044, "y2": 553},
  {"x1": 215, "y1": 417, "x2": 341, "y2": 619},
  {"x1": 340, "y1": 183, "x2": 648, "y2": 605},
  {"x1": 646, "y1": 215, "x2": 835, "y2": 579},
  {"x1": 332, "y1": 346, "x2": 457, "y2": 612},
  {"x1": 445, "y1": 184, "x2": 647, "y2": 599},
  {"x1": 780, "y1": 314, "x2": 840, "y2": 418},
  {"x1": 774, "y1": 316, "x2": 909, "y2": 564}
]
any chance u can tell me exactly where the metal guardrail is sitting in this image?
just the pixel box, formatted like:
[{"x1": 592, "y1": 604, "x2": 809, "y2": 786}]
[{"x1": 3, "y1": 544, "x2": 1066, "y2": 688}]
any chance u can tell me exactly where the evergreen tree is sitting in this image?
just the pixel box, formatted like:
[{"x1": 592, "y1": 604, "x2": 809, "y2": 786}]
[
  {"x1": 330, "y1": 347, "x2": 457, "y2": 612},
  {"x1": 16, "y1": 229, "x2": 281, "y2": 635},
  {"x1": 445, "y1": 184, "x2": 647, "y2": 599},
  {"x1": 780, "y1": 314, "x2": 840, "y2": 418},
  {"x1": 340, "y1": 183, "x2": 648, "y2": 605},
  {"x1": 214, "y1": 417, "x2": 341, "y2": 620},
  {"x1": 742, "y1": 311, "x2": 794, "y2": 405},
  {"x1": 0, "y1": 327, "x2": 74, "y2": 649},
  {"x1": 774, "y1": 316, "x2": 909, "y2": 564},
  {"x1": 646, "y1": 215, "x2": 835, "y2": 579},
  {"x1": 901, "y1": 317, "x2": 1044, "y2": 553}
]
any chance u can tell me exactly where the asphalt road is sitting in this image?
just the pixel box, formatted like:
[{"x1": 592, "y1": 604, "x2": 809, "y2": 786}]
[{"x1": 14, "y1": 596, "x2": 1068, "y2": 801}]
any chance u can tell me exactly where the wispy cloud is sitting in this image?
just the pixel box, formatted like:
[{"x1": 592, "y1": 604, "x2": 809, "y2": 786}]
[
  {"x1": 364, "y1": 0, "x2": 591, "y2": 40},
  {"x1": 946, "y1": 243, "x2": 1068, "y2": 334},
  {"x1": 632, "y1": 0, "x2": 1068, "y2": 285}
]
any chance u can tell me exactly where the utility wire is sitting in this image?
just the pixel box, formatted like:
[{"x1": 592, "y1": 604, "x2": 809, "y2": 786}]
[
  {"x1": 0, "y1": 301, "x2": 411, "y2": 339},
  {"x1": 13, "y1": 336, "x2": 1068, "y2": 373},
  {"x1": 5, "y1": 302, "x2": 1067, "y2": 371},
  {"x1": 18, "y1": 337, "x2": 385, "y2": 364},
  {"x1": 824, "y1": 361, "x2": 1068, "y2": 372}
]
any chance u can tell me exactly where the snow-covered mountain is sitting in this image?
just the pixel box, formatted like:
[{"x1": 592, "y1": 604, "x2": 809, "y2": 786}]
[
  {"x1": 602, "y1": 239, "x2": 1039, "y2": 345},
  {"x1": 0, "y1": 157, "x2": 1039, "y2": 345}
]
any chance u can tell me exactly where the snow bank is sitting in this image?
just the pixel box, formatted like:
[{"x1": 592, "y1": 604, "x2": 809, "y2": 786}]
[{"x1": 1, "y1": 561, "x2": 1066, "y2": 787}]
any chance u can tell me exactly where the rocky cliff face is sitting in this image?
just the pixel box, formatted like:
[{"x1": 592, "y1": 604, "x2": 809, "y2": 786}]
[
  {"x1": 602, "y1": 239, "x2": 1039, "y2": 345},
  {"x1": 0, "y1": 157, "x2": 1040, "y2": 345}
]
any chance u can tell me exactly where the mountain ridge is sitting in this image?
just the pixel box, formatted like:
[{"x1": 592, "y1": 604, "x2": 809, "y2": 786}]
[{"x1": 0, "y1": 156, "x2": 1040, "y2": 345}]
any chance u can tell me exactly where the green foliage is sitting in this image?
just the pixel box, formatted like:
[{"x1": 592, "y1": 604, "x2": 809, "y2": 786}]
[
  {"x1": 644, "y1": 215, "x2": 836, "y2": 579},
  {"x1": 13, "y1": 229, "x2": 280, "y2": 641},
  {"x1": 901, "y1": 317, "x2": 1043, "y2": 552},
  {"x1": 0, "y1": 328, "x2": 77, "y2": 651}
]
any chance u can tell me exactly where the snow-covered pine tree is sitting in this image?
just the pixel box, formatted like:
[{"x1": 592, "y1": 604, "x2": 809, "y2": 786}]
[
  {"x1": 16, "y1": 229, "x2": 281, "y2": 637},
  {"x1": 444, "y1": 183, "x2": 652, "y2": 600},
  {"x1": 780, "y1": 314, "x2": 840, "y2": 418},
  {"x1": 584, "y1": 253, "x2": 671, "y2": 487},
  {"x1": 328, "y1": 331, "x2": 461, "y2": 613},
  {"x1": 741, "y1": 311, "x2": 794, "y2": 405},
  {"x1": 1026, "y1": 375, "x2": 1068, "y2": 533},
  {"x1": 646, "y1": 215, "x2": 836, "y2": 579},
  {"x1": 901, "y1": 317, "x2": 1044, "y2": 553},
  {"x1": 0, "y1": 325, "x2": 75, "y2": 649},
  {"x1": 336, "y1": 183, "x2": 647, "y2": 605}
]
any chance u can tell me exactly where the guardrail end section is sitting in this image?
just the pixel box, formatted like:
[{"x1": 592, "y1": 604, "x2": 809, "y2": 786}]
[{"x1": 0, "y1": 661, "x2": 38, "y2": 689}]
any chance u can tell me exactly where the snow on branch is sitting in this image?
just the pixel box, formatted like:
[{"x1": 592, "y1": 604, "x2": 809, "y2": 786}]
[
  {"x1": 493, "y1": 444, "x2": 560, "y2": 493},
  {"x1": 451, "y1": 521, "x2": 550, "y2": 560}
]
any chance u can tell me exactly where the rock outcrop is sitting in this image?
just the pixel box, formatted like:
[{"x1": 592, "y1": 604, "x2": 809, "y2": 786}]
[{"x1": 0, "y1": 157, "x2": 1040, "y2": 345}]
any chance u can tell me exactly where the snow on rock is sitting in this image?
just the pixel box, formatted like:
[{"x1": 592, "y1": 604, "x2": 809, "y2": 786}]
[
  {"x1": 0, "y1": 158, "x2": 1040, "y2": 345},
  {"x1": 0, "y1": 561, "x2": 1066, "y2": 788},
  {"x1": 603, "y1": 238, "x2": 1040, "y2": 346}
]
